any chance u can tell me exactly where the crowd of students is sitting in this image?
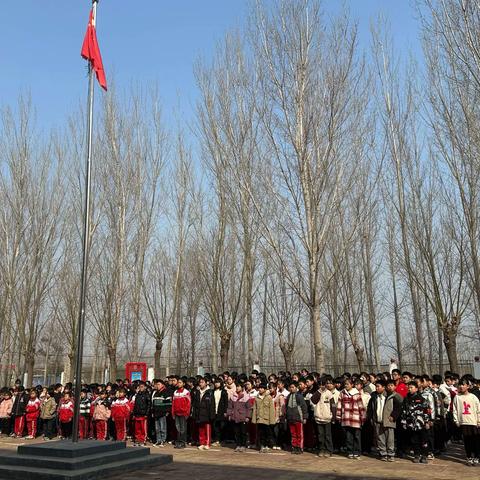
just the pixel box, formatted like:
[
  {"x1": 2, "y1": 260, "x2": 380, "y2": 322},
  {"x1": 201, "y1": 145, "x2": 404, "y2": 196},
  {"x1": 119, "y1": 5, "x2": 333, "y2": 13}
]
[{"x1": 0, "y1": 368, "x2": 479, "y2": 467}]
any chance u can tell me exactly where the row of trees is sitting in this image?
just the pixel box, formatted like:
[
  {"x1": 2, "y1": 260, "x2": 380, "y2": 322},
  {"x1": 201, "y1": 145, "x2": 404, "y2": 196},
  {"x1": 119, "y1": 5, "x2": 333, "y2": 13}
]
[{"x1": 0, "y1": 0, "x2": 479, "y2": 386}]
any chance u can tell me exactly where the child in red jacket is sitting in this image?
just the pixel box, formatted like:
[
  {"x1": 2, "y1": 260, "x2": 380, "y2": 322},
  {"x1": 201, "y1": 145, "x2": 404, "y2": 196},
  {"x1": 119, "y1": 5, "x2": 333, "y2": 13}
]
[
  {"x1": 111, "y1": 388, "x2": 131, "y2": 441},
  {"x1": 172, "y1": 378, "x2": 191, "y2": 449},
  {"x1": 58, "y1": 392, "x2": 75, "y2": 439},
  {"x1": 25, "y1": 390, "x2": 41, "y2": 439}
]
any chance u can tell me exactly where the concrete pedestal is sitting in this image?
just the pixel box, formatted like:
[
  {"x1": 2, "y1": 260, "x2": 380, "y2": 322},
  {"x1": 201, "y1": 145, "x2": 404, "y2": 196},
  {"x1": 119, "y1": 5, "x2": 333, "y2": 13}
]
[{"x1": 0, "y1": 440, "x2": 172, "y2": 479}]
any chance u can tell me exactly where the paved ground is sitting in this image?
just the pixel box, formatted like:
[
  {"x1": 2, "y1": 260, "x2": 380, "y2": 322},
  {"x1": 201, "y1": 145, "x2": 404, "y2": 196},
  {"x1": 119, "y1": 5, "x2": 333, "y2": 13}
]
[{"x1": 0, "y1": 436, "x2": 477, "y2": 480}]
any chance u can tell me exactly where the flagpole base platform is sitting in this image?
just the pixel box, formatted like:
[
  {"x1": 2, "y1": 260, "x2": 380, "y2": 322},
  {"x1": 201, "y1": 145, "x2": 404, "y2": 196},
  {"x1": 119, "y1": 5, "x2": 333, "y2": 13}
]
[{"x1": 0, "y1": 440, "x2": 172, "y2": 479}]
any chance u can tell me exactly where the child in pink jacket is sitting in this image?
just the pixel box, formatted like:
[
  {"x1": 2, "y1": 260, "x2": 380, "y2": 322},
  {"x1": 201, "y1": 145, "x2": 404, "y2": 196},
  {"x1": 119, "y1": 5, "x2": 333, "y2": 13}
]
[
  {"x1": 0, "y1": 391, "x2": 13, "y2": 435},
  {"x1": 92, "y1": 391, "x2": 111, "y2": 441}
]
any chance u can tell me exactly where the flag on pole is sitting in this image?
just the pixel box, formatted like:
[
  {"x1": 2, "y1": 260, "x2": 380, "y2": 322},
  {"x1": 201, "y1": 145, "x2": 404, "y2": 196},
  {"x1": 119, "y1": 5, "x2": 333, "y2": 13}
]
[{"x1": 81, "y1": 8, "x2": 107, "y2": 91}]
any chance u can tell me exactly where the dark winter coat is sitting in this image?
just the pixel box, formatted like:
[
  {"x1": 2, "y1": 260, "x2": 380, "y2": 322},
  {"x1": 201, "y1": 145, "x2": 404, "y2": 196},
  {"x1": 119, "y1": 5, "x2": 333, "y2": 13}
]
[
  {"x1": 286, "y1": 392, "x2": 308, "y2": 423},
  {"x1": 12, "y1": 392, "x2": 28, "y2": 417},
  {"x1": 400, "y1": 392, "x2": 430, "y2": 431},
  {"x1": 151, "y1": 388, "x2": 172, "y2": 418},
  {"x1": 133, "y1": 391, "x2": 151, "y2": 417},
  {"x1": 192, "y1": 388, "x2": 215, "y2": 423}
]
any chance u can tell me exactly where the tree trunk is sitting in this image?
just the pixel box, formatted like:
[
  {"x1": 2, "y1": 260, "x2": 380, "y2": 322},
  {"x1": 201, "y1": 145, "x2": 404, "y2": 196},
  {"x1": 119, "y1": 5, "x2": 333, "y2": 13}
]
[
  {"x1": 211, "y1": 322, "x2": 218, "y2": 373},
  {"x1": 364, "y1": 246, "x2": 380, "y2": 370},
  {"x1": 90, "y1": 349, "x2": 97, "y2": 383},
  {"x1": 342, "y1": 323, "x2": 348, "y2": 371},
  {"x1": 219, "y1": 333, "x2": 231, "y2": 371},
  {"x1": 90, "y1": 335, "x2": 100, "y2": 383},
  {"x1": 312, "y1": 303, "x2": 325, "y2": 373},
  {"x1": 329, "y1": 313, "x2": 339, "y2": 376},
  {"x1": 271, "y1": 324, "x2": 277, "y2": 369},
  {"x1": 280, "y1": 341, "x2": 294, "y2": 372},
  {"x1": 64, "y1": 353, "x2": 74, "y2": 384},
  {"x1": 259, "y1": 276, "x2": 268, "y2": 366},
  {"x1": 437, "y1": 323, "x2": 444, "y2": 374},
  {"x1": 425, "y1": 302, "x2": 434, "y2": 374},
  {"x1": 353, "y1": 343, "x2": 365, "y2": 372},
  {"x1": 240, "y1": 312, "x2": 247, "y2": 372},
  {"x1": 107, "y1": 346, "x2": 117, "y2": 382},
  {"x1": 131, "y1": 315, "x2": 139, "y2": 362},
  {"x1": 190, "y1": 320, "x2": 196, "y2": 376},
  {"x1": 443, "y1": 328, "x2": 459, "y2": 373},
  {"x1": 25, "y1": 353, "x2": 35, "y2": 388},
  {"x1": 175, "y1": 313, "x2": 182, "y2": 375},
  {"x1": 154, "y1": 338, "x2": 163, "y2": 376},
  {"x1": 166, "y1": 322, "x2": 174, "y2": 376},
  {"x1": 389, "y1": 252, "x2": 402, "y2": 369},
  {"x1": 245, "y1": 259, "x2": 255, "y2": 369}
]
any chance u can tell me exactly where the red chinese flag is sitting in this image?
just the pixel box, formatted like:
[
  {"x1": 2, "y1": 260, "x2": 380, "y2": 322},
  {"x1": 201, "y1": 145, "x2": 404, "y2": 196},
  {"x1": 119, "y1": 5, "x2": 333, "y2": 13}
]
[{"x1": 81, "y1": 9, "x2": 107, "y2": 91}]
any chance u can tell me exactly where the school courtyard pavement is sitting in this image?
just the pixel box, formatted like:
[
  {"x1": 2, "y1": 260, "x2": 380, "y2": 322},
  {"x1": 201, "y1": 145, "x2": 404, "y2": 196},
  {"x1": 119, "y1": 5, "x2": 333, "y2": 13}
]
[{"x1": 0, "y1": 436, "x2": 477, "y2": 480}]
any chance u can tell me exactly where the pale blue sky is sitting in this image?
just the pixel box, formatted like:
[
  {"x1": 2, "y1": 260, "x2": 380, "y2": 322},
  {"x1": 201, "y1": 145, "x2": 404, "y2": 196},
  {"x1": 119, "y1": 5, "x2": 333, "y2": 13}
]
[{"x1": 0, "y1": 1, "x2": 420, "y2": 128}]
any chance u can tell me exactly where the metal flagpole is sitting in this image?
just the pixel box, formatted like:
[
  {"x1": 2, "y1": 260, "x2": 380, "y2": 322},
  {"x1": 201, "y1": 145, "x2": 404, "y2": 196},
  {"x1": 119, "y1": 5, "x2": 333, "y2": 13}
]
[{"x1": 72, "y1": 0, "x2": 98, "y2": 443}]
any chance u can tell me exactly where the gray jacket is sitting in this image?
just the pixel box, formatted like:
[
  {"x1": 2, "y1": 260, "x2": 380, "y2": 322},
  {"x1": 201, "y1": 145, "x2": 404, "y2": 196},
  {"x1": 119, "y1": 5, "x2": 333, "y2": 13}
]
[{"x1": 368, "y1": 391, "x2": 403, "y2": 428}]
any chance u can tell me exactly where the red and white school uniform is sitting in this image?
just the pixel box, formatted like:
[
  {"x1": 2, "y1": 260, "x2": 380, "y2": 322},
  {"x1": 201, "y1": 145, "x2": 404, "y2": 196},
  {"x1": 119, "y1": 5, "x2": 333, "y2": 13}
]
[
  {"x1": 111, "y1": 397, "x2": 131, "y2": 441},
  {"x1": 58, "y1": 399, "x2": 75, "y2": 436},
  {"x1": 25, "y1": 398, "x2": 41, "y2": 437}
]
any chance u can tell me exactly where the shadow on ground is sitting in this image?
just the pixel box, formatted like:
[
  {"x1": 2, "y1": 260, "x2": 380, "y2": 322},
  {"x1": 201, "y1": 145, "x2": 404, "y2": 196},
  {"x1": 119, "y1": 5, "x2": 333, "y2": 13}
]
[{"x1": 108, "y1": 443, "x2": 475, "y2": 480}]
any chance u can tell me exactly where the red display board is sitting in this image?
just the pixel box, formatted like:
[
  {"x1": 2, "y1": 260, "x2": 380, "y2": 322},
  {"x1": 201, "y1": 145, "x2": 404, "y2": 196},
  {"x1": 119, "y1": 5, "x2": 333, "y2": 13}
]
[{"x1": 125, "y1": 362, "x2": 147, "y2": 382}]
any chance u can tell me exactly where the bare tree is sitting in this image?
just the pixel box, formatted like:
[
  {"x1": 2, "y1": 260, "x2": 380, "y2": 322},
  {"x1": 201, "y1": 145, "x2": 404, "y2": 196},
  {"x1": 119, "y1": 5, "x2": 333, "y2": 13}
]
[
  {"x1": 373, "y1": 30, "x2": 429, "y2": 372},
  {"x1": 0, "y1": 97, "x2": 65, "y2": 386},
  {"x1": 264, "y1": 259, "x2": 306, "y2": 371},
  {"x1": 249, "y1": 1, "x2": 370, "y2": 372},
  {"x1": 420, "y1": 0, "x2": 480, "y2": 350},
  {"x1": 195, "y1": 33, "x2": 264, "y2": 369}
]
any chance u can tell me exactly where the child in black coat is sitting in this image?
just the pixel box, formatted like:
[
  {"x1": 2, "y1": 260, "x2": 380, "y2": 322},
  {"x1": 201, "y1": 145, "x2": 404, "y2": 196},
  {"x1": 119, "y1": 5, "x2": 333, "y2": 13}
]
[{"x1": 211, "y1": 378, "x2": 228, "y2": 446}]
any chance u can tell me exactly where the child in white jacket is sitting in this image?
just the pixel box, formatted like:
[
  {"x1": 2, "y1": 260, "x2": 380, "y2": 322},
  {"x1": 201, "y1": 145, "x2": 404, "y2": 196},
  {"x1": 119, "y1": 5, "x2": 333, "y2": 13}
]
[
  {"x1": 453, "y1": 379, "x2": 480, "y2": 466},
  {"x1": 311, "y1": 379, "x2": 334, "y2": 457}
]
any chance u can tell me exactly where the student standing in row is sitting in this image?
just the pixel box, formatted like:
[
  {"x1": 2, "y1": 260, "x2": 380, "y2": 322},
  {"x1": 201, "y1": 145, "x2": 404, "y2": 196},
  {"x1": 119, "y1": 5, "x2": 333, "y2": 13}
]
[
  {"x1": 151, "y1": 379, "x2": 172, "y2": 447},
  {"x1": 336, "y1": 378, "x2": 366, "y2": 459},
  {"x1": 192, "y1": 377, "x2": 214, "y2": 450},
  {"x1": 252, "y1": 383, "x2": 275, "y2": 453},
  {"x1": 111, "y1": 388, "x2": 131, "y2": 442},
  {"x1": 367, "y1": 380, "x2": 402, "y2": 462},
  {"x1": 0, "y1": 391, "x2": 13, "y2": 436},
  {"x1": 25, "y1": 390, "x2": 41, "y2": 439},
  {"x1": 12, "y1": 386, "x2": 28, "y2": 438},
  {"x1": 172, "y1": 378, "x2": 191, "y2": 449},
  {"x1": 211, "y1": 378, "x2": 228, "y2": 447},
  {"x1": 400, "y1": 381, "x2": 430, "y2": 464},
  {"x1": 311, "y1": 378, "x2": 335, "y2": 457},
  {"x1": 92, "y1": 391, "x2": 110, "y2": 441},
  {"x1": 286, "y1": 382, "x2": 308, "y2": 455},
  {"x1": 58, "y1": 392, "x2": 74, "y2": 439},
  {"x1": 40, "y1": 388, "x2": 57, "y2": 441},
  {"x1": 79, "y1": 389, "x2": 92, "y2": 440},
  {"x1": 227, "y1": 383, "x2": 252, "y2": 452},
  {"x1": 132, "y1": 382, "x2": 151, "y2": 446},
  {"x1": 453, "y1": 378, "x2": 480, "y2": 466}
]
